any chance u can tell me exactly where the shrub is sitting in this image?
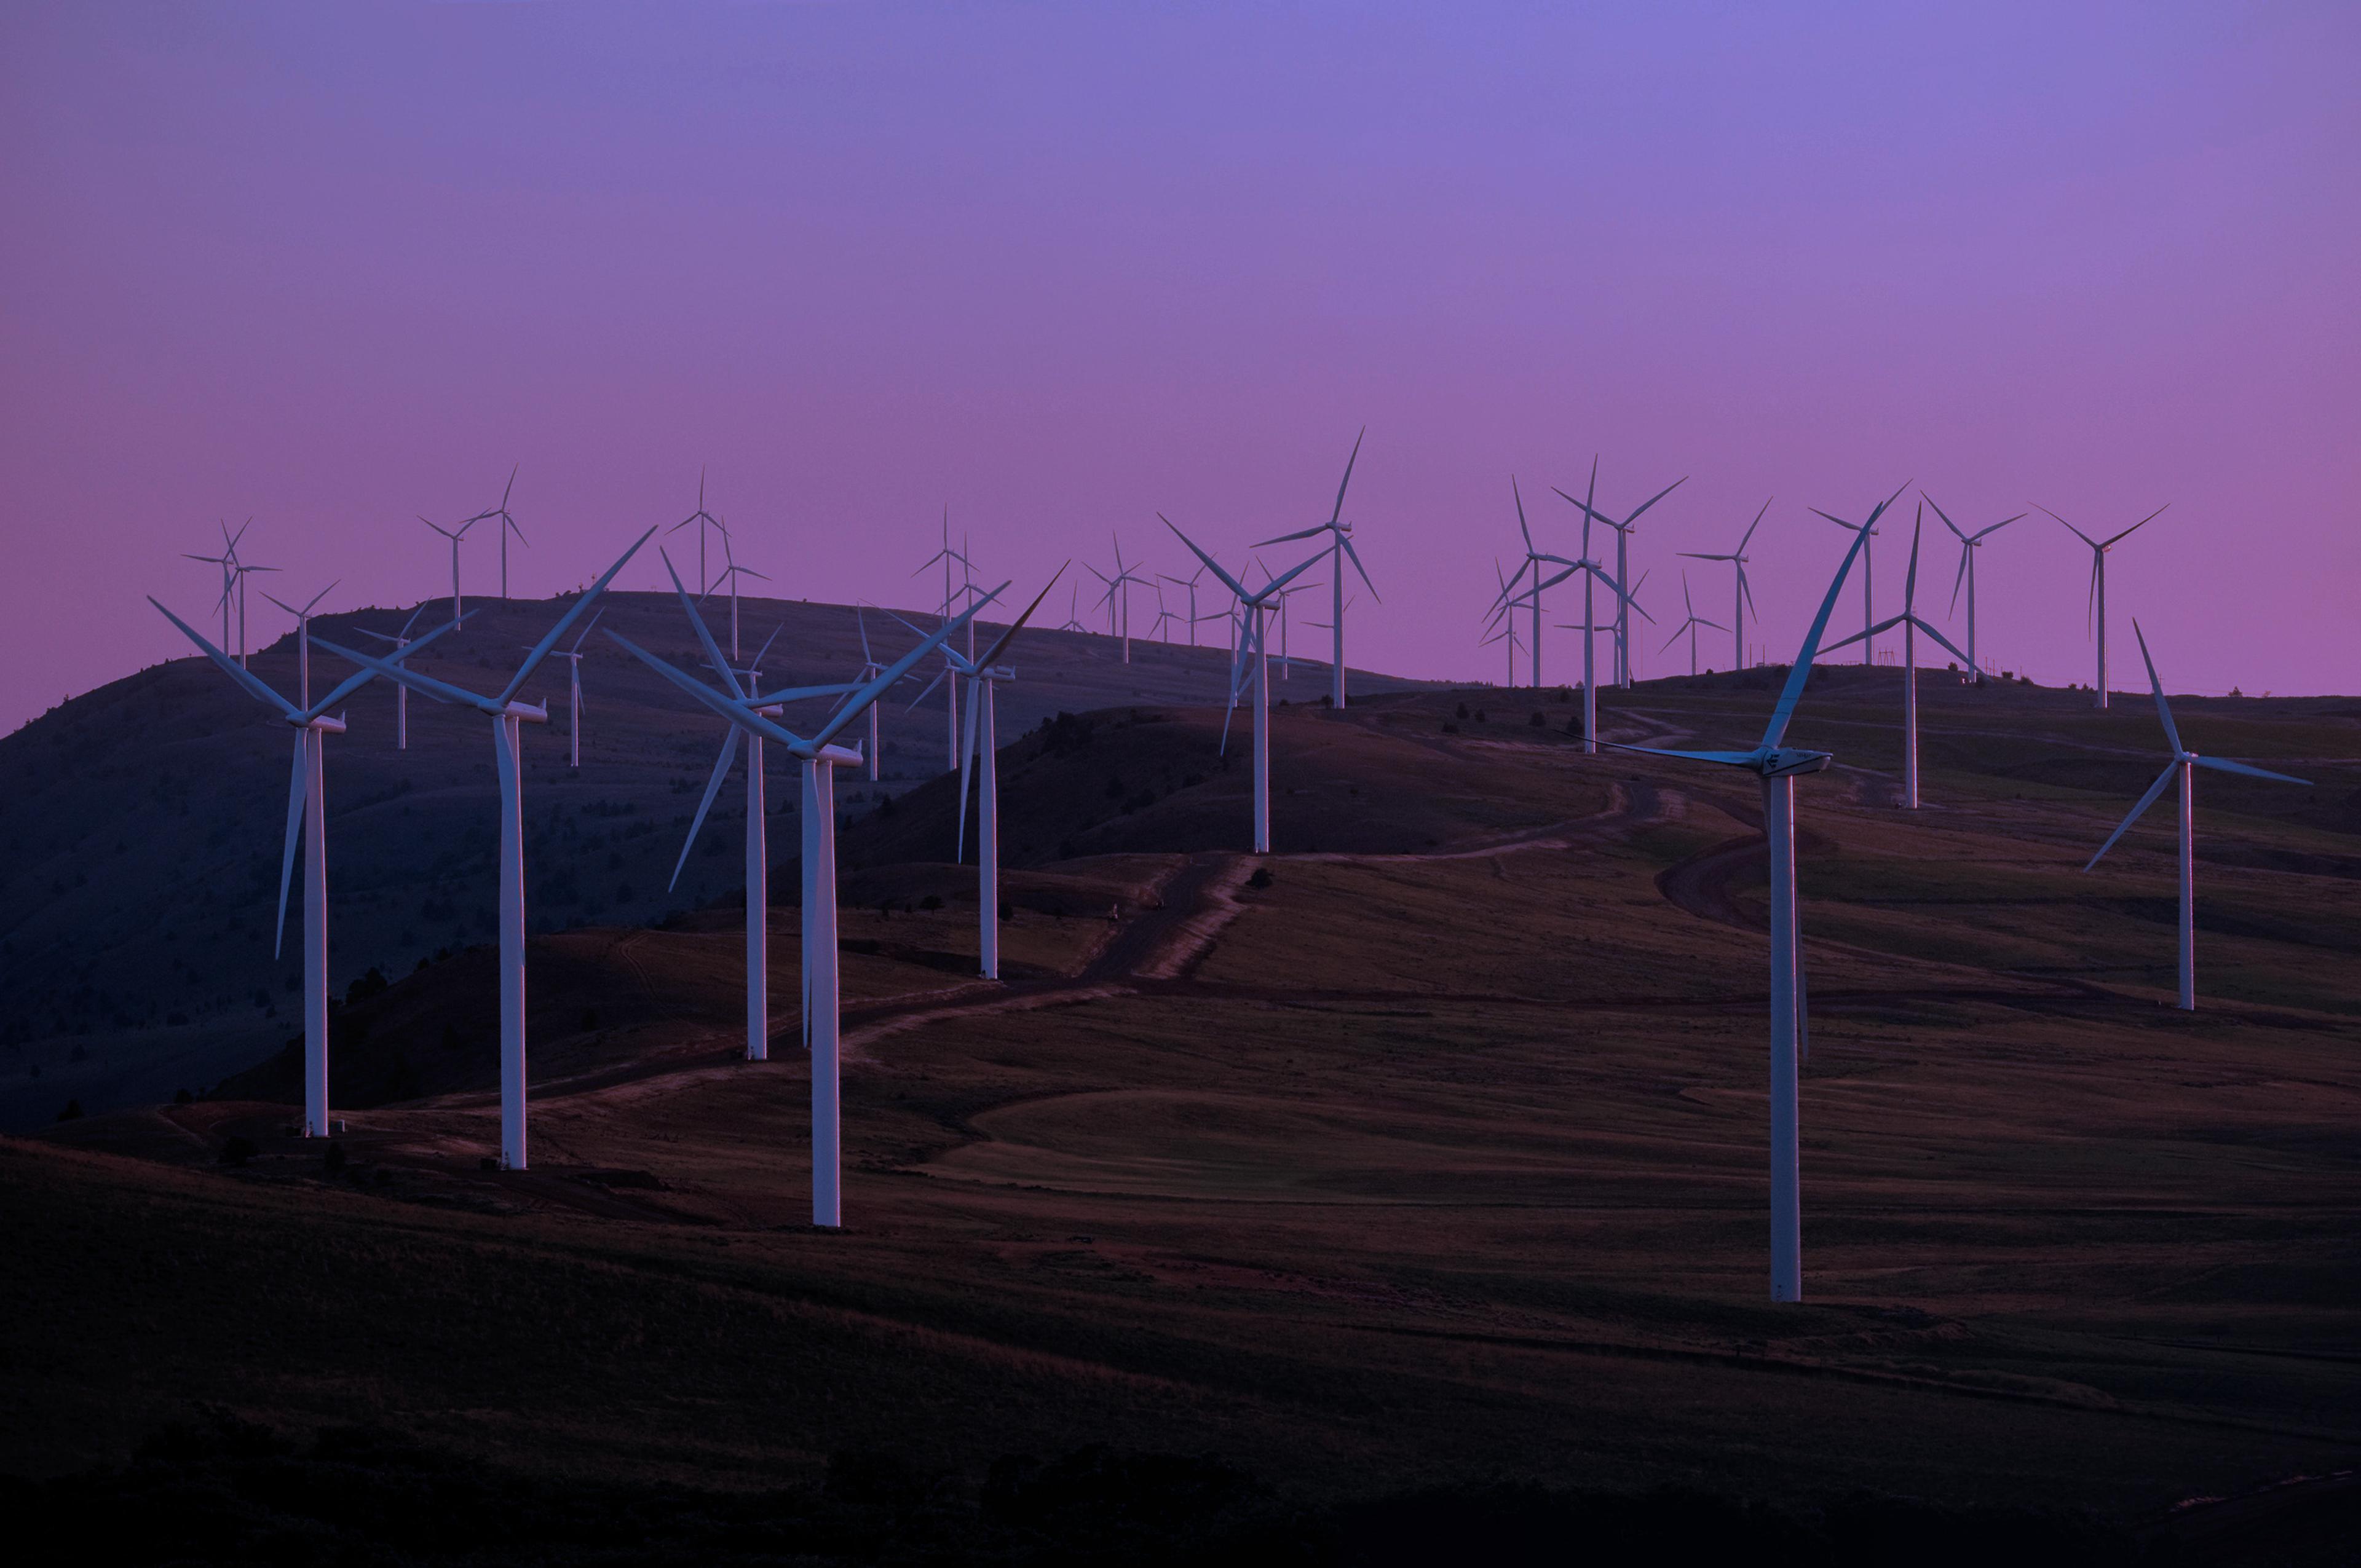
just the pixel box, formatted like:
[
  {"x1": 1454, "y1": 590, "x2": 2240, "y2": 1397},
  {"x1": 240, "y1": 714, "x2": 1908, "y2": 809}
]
[
  {"x1": 1529, "y1": 711, "x2": 1544, "y2": 727},
  {"x1": 919, "y1": 894, "x2": 943, "y2": 912},
  {"x1": 323, "y1": 1140, "x2": 348, "y2": 1175},
  {"x1": 57, "y1": 1098, "x2": 82, "y2": 1122},
  {"x1": 1247, "y1": 867, "x2": 1273, "y2": 889},
  {"x1": 219, "y1": 1136, "x2": 259, "y2": 1168}
]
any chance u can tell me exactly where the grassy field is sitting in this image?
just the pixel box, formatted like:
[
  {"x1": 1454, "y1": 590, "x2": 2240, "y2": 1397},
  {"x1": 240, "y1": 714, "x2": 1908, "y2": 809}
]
[{"x1": 8, "y1": 669, "x2": 2360, "y2": 1560}]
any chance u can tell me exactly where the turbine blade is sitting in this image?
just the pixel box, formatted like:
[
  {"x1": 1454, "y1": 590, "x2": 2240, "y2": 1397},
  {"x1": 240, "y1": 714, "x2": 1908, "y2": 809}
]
[
  {"x1": 2193, "y1": 756, "x2": 2311, "y2": 787},
  {"x1": 658, "y1": 549, "x2": 745, "y2": 699},
  {"x1": 1738, "y1": 497, "x2": 1772, "y2": 552},
  {"x1": 2084, "y1": 763, "x2": 2180, "y2": 870},
  {"x1": 1161, "y1": 515, "x2": 1252, "y2": 601},
  {"x1": 606, "y1": 631, "x2": 804, "y2": 748},
  {"x1": 1329, "y1": 425, "x2": 1364, "y2": 525},
  {"x1": 306, "y1": 617, "x2": 461, "y2": 719},
  {"x1": 670, "y1": 730, "x2": 741, "y2": 891},
  {"x1": 1904, "y1": 509, "x2": 1924, "y2": 609},
  {"x1": 148, "y1": 597, "x2": 301, "y2": 720},
  {"x1": 1340, "y1": 535, "x2": 1378, "y2": 601},
  {"x1": 500, "y1": 527, "x2": 655, "y2": 706},
  {"x1": 2103, "y1": 503, "x2": 2169, "y2": 548},
  {"x1": 1761, "y1": 501, "x2": 1879, "y2": 750},
  {"x1": 810, "y1": 586, "x2": 1003, "y2": 751},
  {"x1": 955, "y1": 681, "x2": 981, "y2": 861},
  {"x1": 2132, "y1": 620, "x2": 2181, "y2": 755},
  {"x1": 1948, "y1": 545, "x2": 1969, "y2": 617},
  {"x1": 1254, "y1": 524, "x2": 1329, "y2": 546},
  {"x1": 309, "y1": 635, "x2": 491, "y2": 711},
  {"x1": 1621, "y1": 474, "x2": 1688, "y2": 528},
  {"x1": 273, "y1": 731, "x2": 305, "y2": 959},
  {"x1": 1922, "y1": 492, "x2": 1965, "y2": 542},
  {"x1": 1907, "y1": 616, "x2": 1972, "y2": 669},
  {"x1": 975, "y1": 564, "x2": 1067, "y2": 670},
  {"x1": 1604, "y1": 742, "x2": 1764, "y2": 767}
]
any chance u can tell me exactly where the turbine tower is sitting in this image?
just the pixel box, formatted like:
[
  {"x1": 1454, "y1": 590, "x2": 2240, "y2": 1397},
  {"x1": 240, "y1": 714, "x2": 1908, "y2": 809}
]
[
  {"x1": 259, "y1": 581, "x2": 341, "y2": 707},
  {"x1": 1920, "y1": 494, "x2": 2022, "y2": 685},
  {"x1": 1256, "y1": 428, "x2": 1374, "y2": 709},
  {"x1": 1819, "y1": 508, "x2": 1971, "y2": 808},
  {"x1": 1532, "y1": 485, "x2": 1648, "y2": 754},
  {"x1": 611, "y1": 589, "x2": 998, "y2": 1227},
  {"x1": 149, "y1": 599, "x2": 455, "y2": 1138},
  {"x1": 1161, "y1": 517, "x2": 1322, "y2": 854},
  {"x1": 1610, "y1": 483, "x2": 1899, "y2": 1302},
  {"x1": 854, "y1": 608, "x2": 885, "y2": 781},
  {"x1": 1678, "y1": 500, "x2": 1771, "y2": 674},
  {"x1": 708, "y1": 534, "x2": 771, "y2": 661},
  {"x1": 2084, "y1": 623, "x2": 2309, "y2": 1009},
  {"x1": 1161, "y1": 564, "x2": 1209, "y2": 648},
  {"x1": 312, "y1": 531, "x2": 653, "y2": 1170},
  {"x1": 1661, "y1": 572, "x2": 1729, "y2": 678},
  {"x1": 2044, "y1": 503, "x2": 2167, "y2": 709},
  {"x1": 471, "y1": 466, "x2": 526, "y2": 599}
]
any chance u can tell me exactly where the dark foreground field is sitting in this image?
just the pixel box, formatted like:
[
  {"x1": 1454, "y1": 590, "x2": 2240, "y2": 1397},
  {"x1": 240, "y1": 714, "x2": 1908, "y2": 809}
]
[{"x1": 9, "y1": 671, "x2": 2360, "y2": 1562}]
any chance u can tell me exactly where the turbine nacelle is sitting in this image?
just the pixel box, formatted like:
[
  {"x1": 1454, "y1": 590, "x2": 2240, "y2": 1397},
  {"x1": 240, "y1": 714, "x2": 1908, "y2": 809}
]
[{"x1": 1761, "y1": 747, "x2": 1833, "y2": 779}]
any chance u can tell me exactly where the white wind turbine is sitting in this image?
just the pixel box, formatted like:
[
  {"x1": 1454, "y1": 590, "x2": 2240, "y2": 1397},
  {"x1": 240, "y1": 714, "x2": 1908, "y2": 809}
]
[
  {"x1": 1678, "y1": 499, "x2": 1771, "y2": 674},
  {"x1": 1809, "y1": 500, "x2": 1881, "y2": 664},
  {"x1": 909, "y1": 571, "x2": 1063, "y2": 980},
  {"x1": 1559, "y1": 465, "x2": 1683, "y2": 700},
  {"x1": 312, "y1": 530, "x2": 654, "y2": 1170},
  {"x1": 2044, "y1": 503, "x2": 2168, "y2": 709},
  {"x1": 1057, "y1": 582, "x2": 1089, "y2": 634},
  {"x1": 1256, "y1": 428, "x2": 1375, "y2": 708},
  {"x1": 1609, "y1": 484, "x2": 1899, "y2": 1302},
  {"x1": 612, "y1": 585, "x2": 1000, "y2": 1227},
  {"x1": 1161, "y1": 563, "x2": 1209, "y2": 648},
  {"x1": 183, "y1": 519, "x2": 253, "y2": 658},
  {"x1": 1491, "y1": 478, "x2": 1554, "y2": 688},
  {"x1": 1088, "y1": 535, "x2": 1151, "y2": 664},
  {"x1": 149, "y1": 597, "x2": 457, "y2": 1138},
  {"x1": 670, "y1": 468, "x2": 729, "y2": 595},
  {"x1": 354, "y1": 606, "x2": 432, "y2": 749},
  {"x1": 421, "y1": 512, "x2": 480, "y2": 624},
  {"x1": 1482, "y1": 558, "x2": 1532, "y2": 687},
  {"x1": 1661, "y1": 572, "x2": 1730, "y2": 678},
  {"x1": 534, "y1": 612, "x2": 602, "y2": 770},
  {"x1": 1818, "y1": 508, "x2": 1972, "y2": 810},
  {"x1": 707, "y1": 533, "x2": 771, "y2": 661},
  {"x1": 666, "y1": 602, "x2": 861, "y2": 1064},
  {"x1": 471, "y1": 465, "x2": 526, "y2": 600},
  {"x1": 1527, "y1": 483, "x2": 1649, "y2": 755},
  {"x1": 912, "y1": 511, "x2": 972, "y2": 769},
  {"x1": 259, "y1": 581, "x2": 341, "y2": 707},
  {"x1": 1920, "y1": 494, "x2": 2023, "y2": 685},
  {"x1": 1161, "y1": 516, "x2": 1323, "y2": 854},
  {"x1": 2084, "y1": 622, "x2": 2309, "y2": 1011}
]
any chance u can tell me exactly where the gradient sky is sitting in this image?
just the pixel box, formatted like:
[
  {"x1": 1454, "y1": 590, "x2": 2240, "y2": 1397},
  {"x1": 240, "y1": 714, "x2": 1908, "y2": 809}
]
[{"x1": 4, "y1": 2, "x2": 2356, "y2": 736}]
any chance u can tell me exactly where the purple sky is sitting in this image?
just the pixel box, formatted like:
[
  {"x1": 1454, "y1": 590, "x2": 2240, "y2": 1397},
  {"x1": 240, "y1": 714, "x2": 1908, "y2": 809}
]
[{"x1": 4, "y1": 3, "x2": 2356, "y2": 735}]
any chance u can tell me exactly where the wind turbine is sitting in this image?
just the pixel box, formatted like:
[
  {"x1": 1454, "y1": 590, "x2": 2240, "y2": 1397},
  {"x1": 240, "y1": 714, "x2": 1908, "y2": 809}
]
[
  {"x1": 1608, "y1": 483, "x2": 1900, "y2": 1302},
  {"x1": 421, "y1": 513, "x2": 479, "y2": 623},
  {"x1": 183, "y1": 518, "x2": 250, "y2": 656},
  {"x1": 1679, "y1": 500, "x2": 1771, "y2": 674},
  {"x1": 1057, "y1": 583, "x2": 1089, "y2": 634},
  {"x1": 912, "y1": 511, "x2": 971, "y2": 769},
  {"x1": 1482, "y1": 558, "x2": 1533, "y2": 687},
  {"x1": 311, "y1": 530, "x2": 654, "y2": 1170},
  {"x1": 1532, "y1": 482, "x2": 1650, "y2": 755},
  {"x1": 149, "y1": 597, "x2": 456, "y2": 1138},
  {"x1": 707, "y1": 534, "x2": 771, "y2": 661},
  {"x1": 666, "y1": 601, "x2": 860, "y2": 1065},
  {"x1": 1161, "y1": 564, "x2": 1209, "y2": 648},
  {"x1": 2043, "y1": 503, "x2": 2167, "y2": 709},
  {"x1": 611, "y1": 585, "x2": 1000, "y2": 1227},
  {"x1": 1491, "y1": 478, "x2": 1552, "y2": 688},
  {"x1": 2084, "y1": 623, "x2": 2309, "y2": 1010},
  {"x1": 354, "y1": 606, "x2": 431, "y2": 749},
  {"x1": 670, "y1": 468, "x2": 728, "y2": 595},
  {"x1": 1661, "y1": 572, "x2": 1730, "y2": 678},
  {"x1": 471, "y1": 465, "x2": 526, "y2": 600},
  {"x1": 1161, "y1": 518, "x2": 1323, "y2": 854},
  {"x1": 1920, "y1": 495, "x2": 2023, "y2": 685},
  {"x1": 1256, "y1": 428, "x2": 1375, "y2": 709},
  {"x1": 534, "y1": 611, "x2": 602, "y2": 770},
  {"x1": 259, "y1": 581, "x2": 341, "y2": 707},
  {"x1": 1809, "y1": 500, "x2": 1880, "y2": 664},
  {"x1": 1088, "y1": 535, "x2": 1150, "y2": 664},
  {"x1": 1819, "y1": 508, "x2": 1972, "y2": 808},
  {"x1": 906, "y1": 570, "x2": 1062, "y2": 980},
  {"x1": 1564, "y1": 468, "x2": 1686, "y2": 690}
]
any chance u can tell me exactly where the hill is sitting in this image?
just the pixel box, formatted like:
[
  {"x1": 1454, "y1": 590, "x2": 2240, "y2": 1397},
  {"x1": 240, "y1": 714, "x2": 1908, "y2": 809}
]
[
  {"x1": 7, "y1": 659, "x2": 2361, "y2": 1556},
  {"x1": 0, "y1": 592, "x2": 1429, "y2": 1130}
]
